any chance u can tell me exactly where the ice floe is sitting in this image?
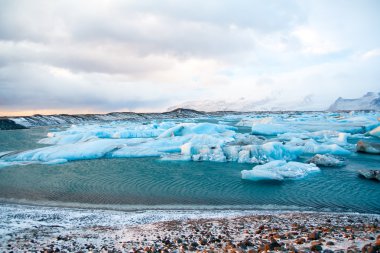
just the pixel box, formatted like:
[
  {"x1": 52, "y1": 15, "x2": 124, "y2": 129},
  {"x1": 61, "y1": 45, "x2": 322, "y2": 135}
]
[
  {"x1": 2, "y1": 111, "x2": 379, "y2": 174},
  {"x1": 368, "y1": 126, "x2": 380, "y2": 138},
  {"x1": 241, "y1": 160, "x2": 320, "y2": 181},
  {"x1": 308, "y1": 154, "x2": 345, "y2": 167}
]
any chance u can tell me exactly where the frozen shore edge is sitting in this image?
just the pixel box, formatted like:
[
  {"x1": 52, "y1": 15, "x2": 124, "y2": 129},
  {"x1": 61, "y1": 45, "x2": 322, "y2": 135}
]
[{"x1": 1, "y1": 202, "x2": 379, "y2": 252}]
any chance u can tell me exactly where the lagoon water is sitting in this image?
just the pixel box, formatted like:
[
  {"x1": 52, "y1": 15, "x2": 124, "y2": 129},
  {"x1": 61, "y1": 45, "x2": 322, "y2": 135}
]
[{"x1": 0, "y1": 122, "x2": 379, "y2": 214}]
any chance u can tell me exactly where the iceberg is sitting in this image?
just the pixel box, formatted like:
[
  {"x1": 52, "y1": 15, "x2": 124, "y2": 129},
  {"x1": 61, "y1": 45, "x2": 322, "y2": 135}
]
[
  {"x1": 308, "y1": 154, "x2": 345, "y2": 167},
  {"x1": 368, "y1": 126, "x2": 380, "y2": 138},
  {"x1": 301, "y1": 140, "x2": 351, "y2": 155},
  {"x1": 39, "y1": 122, "x2": 178, "y2": 145},
  {"x1": 0, "y1": 114, "x2": 362, "y2": 168},
  {"x1": 158, "y1": 122, "x2": 236, "y2": 138},
  {"x1": 251, "y1": 123, "x2": 302, "y2": 136},
  {"x1": 356, "y1": 141, "x2": 380, "y2": 154},
  {"x1": 2, "y1": 139, "x2": 129, "y2": 163},
  {"x1": 241, "y1": 160, "x2": 320, "y2": 181}
]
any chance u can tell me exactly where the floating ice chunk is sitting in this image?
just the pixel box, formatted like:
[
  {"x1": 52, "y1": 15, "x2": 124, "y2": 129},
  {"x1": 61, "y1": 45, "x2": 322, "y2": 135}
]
[
  {"x1": 1, "y1": 117, "x2": 361, "y2": 168},
  {"x1": 112, "y1": 136, "x2": 188, "y2": 158},
  {"x1": 225, "y1": 142, "x2": 303, "y2": 164},
  {"x1": 0, "y1": 151, "x2": 13, "y2": 158},
  {"x1": 42, "y1": 159, "x2": 68, "y2": 165},
  {"x1": 223, "y1": 146, "x2": 241, "y2": 162},
  {"x1": 277, "y1": 132, "x2": 313, "y2": 141},
  {"x1": 329, "y1": 133, "x2": 348, "y2": 145},
  {"x1": 279, "y1": 130, "x2": 330, "y2": 140},
  {"x1": 179, "y1": 134, "x2": 234, "y2": 162},
  {"x1": 308, "y1": 154, "x2": 345, "y2": 167},
  {"x1": 3, "y1": 139, "x2": 129, "y2": 163},
  {"x1": 160, "y1": 154, "x2": 192, "y2": 161},
  {"x1": 111, "y1": 146, "x2": 163, "y2": 158},
  {"x1": 192, "y1": 146, "x2": 226, "y2": 162},
  {"x1": 158, "y1": 124, "x2": 187, "y2": 138},
  {"x1": 159, "y1": 123, "x2": 236, "y2": 138},
  {"x1": 241, "y1": 160, "x2": 320, "y2": 181},
  {"x1": 358, "y1": 169, "x2": 380, "y2": 181},
  {"x1": 356, "y1": 141, "x2": 380, "y2": 154},
  {"x1": 230, "y1": 133, "x2": 265, "y2": 145},
  {"x1": 39, "y1": 122, "x2": 178, "y2": 145},
  {"x1": 303, "y1": 142, "x2": 351, "y2": 155},
  {"x1": 0, "y1": 161, "x2": 39, "y2": 168},
  {"x1": 251, "y1": 124, "x2": 302, "y2": 136},
  {"x1": 238, "y1": 149, "x2": 252, "y2": 163},
  {"x1": 39, "y1": 133, "x2": 98, "y2": 145},
  {"x1": 368, "y1": 126, "x2": 380, "y2": 138},
  {"x1": 236, "y1": 117, "x2": 274, "y2": 127},
  {"x1": 259, "y1": 142, "x2": 303, "y2": 160},
  {"x1": 0, "y1": 161, "x2": 11, "y2": 168}
]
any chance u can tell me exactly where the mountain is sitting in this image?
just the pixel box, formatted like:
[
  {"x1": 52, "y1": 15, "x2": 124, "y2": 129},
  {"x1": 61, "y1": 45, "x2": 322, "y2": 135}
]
[
  {"x1": 328, "y1": 92, "x2": 380, "y2": 111},
  {"x1": 0, "y1": 109, "x2": 207, "y2": 130},
  {"x1": 167, "y1": 95, "x2": 320, "y2": 112}
]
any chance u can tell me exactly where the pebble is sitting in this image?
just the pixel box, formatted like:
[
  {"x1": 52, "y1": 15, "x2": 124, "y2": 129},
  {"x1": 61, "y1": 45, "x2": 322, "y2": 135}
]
[{"x1": 2, "y1": 213, "x2": 379, "y2": 252}]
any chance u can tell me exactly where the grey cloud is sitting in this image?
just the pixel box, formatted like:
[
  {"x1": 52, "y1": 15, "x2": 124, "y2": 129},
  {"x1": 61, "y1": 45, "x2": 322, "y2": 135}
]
[
  {"x1": 127, "y1": 0, "x2": 306, "y2": 32},
  {"x1": 0, "y1": 0, "x2": 379, "y2": 114},
  {"x1": 0, "y1": 0, "x2": 306, "y2": 59},
  {"x1": 0, "y1": 63, "x2": 169, "y2": 112}
]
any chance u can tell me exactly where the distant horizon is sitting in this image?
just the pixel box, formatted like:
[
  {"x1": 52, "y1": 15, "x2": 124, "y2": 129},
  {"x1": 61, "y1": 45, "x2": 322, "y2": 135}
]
[{"x1": 1, "y1": 93, "x2": 378, "y2": 118}]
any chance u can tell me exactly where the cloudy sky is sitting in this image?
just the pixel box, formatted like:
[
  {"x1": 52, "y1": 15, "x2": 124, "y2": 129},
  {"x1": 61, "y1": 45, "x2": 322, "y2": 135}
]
[{"x1": 0, "y1": 0, "x2": 379, "y2": 115}]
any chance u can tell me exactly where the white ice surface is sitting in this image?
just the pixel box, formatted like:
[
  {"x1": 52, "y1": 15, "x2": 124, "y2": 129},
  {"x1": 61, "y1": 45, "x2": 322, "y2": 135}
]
[
  {"x1": 368, "y1": 126, "x2": 380, "y2": 138},
  {"x1": 4, "y1": 112, "x2": 376, "y2": 169},
  {"x1": 241, "y1": 160, "x2": 320, "y2": 181},
  {"x1": 308, "y1": 154, "x2": 345, "y2": 167}
]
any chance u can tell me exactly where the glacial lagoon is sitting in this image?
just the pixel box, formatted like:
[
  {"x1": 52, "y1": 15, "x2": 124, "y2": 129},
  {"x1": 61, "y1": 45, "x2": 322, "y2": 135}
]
[{"x1": 0, "y1": 111, "x2": 379, "y2": 214}]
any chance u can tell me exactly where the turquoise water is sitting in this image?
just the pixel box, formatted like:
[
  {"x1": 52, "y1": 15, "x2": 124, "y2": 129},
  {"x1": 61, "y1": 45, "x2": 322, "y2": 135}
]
[{"x1": 0, "y1": 126, "x2": 379, "y2": 214}]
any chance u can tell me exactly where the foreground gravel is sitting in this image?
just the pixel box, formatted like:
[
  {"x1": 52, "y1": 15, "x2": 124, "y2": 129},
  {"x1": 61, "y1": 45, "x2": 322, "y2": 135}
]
[{"x1": 0, "y1": 204, "x2": 379, "y2": 253}]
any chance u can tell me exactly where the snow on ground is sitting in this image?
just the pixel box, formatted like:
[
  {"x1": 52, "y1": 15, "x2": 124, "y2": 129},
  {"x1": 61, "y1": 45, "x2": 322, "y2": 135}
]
[
  {"x1": 0, "y1": 111, "x2": 379, "y2": 180},
  {"x1": 1, "y1": 203, "x2": 379, "y2": 252}
]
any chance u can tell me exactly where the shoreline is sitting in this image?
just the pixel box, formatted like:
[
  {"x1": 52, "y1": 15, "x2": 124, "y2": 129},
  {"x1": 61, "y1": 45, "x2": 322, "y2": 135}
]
[
  {"x1": 1, "y1": 197, "x2": 379, "y2": 215},
  {"x1": 1, "y1": 203, "x2": 379, "y2": 252}
]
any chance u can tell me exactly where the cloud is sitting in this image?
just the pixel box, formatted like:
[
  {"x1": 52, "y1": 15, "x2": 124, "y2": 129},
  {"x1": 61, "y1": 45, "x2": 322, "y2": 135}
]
[
  {"x1": 0, "y1": 0, "x2": 379, "y2": 115},
  {"x1": 361, "y1": 48, "x2": 380, "y2": 60}
]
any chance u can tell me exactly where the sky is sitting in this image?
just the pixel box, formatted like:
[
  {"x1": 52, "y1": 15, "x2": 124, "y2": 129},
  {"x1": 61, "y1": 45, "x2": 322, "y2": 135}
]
[{"x1": 0, "y1": 0, "x2": 379, "y2": 116}]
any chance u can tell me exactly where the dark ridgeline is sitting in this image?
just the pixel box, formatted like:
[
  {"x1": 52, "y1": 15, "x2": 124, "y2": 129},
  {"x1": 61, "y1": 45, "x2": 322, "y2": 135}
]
[
  {"x1": 0, "y1": 109, "x2": 206, "y2": 130},
  {"x1": 0, "y1": 119, "x2": 27, "y2": 130}
]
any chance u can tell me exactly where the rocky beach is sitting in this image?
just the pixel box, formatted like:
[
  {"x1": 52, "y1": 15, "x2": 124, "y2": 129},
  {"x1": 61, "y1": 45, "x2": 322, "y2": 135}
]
[{"x1": 1, "y1": 204, "x2": 379, "y2": 253}]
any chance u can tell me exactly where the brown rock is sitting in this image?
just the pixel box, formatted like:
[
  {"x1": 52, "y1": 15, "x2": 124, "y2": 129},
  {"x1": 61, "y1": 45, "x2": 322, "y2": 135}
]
[
  {"x1": 308, "y1": 231, "x2": 320, "y2": 240},
  {"x1": 310, "y1": 244, "x2": 323, "y2": 252},
  {"x1": 375, "y1": 235, "x2": 380, "y2": 247},
  {"x1": 295, "y1": 238, "x2": 306, "y2": 244}
]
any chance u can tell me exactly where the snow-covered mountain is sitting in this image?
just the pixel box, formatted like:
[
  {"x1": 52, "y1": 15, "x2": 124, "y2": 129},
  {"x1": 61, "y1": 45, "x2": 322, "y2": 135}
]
[
  {"x1": 0, "y1": 109, "x2": 207, "y2": 130},
  {"x1": 167, "y1": 95, "x2": 319, "y2": 112},
  {"x1": 328, "y1": 92, "x2": 380, "y2": 111}
]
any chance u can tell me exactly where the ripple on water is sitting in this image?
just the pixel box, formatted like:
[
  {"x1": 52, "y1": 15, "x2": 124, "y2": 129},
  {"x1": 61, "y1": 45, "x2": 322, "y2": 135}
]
[{"x1": 0, "y1": 149, "x2": 379, "y2": 213}]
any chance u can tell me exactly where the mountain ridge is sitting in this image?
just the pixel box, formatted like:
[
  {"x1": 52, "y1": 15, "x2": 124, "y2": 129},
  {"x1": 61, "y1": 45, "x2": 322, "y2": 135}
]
[{"x1": 328, "y1": 92, "x2": 380, "y2": 111}]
